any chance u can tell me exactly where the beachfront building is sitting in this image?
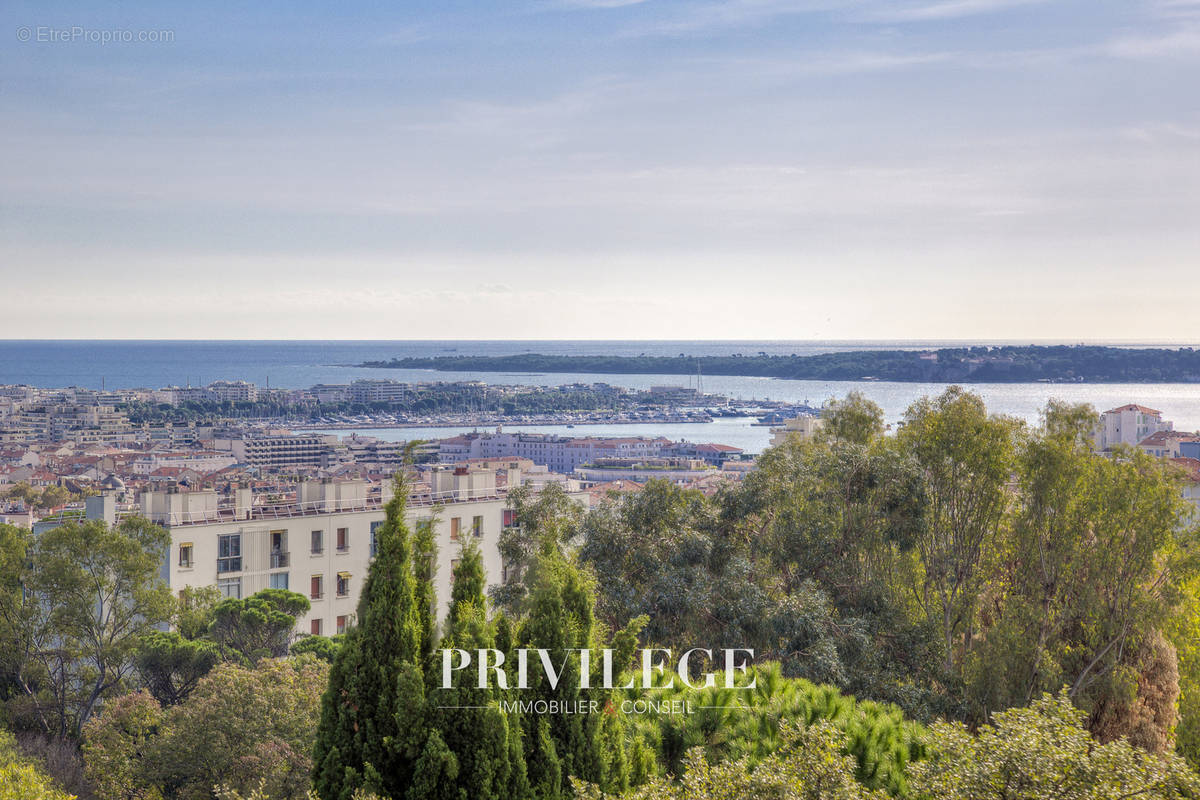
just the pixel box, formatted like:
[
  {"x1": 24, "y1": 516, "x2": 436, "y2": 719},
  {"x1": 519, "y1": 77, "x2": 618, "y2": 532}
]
[
  {"x1": 4, "y1": 403, "x2": 135, "y2": 444},
  {"x1": 207, "y1": 381, "x2": 259, "y2": 404},
  {"x1": 347, "y1": 379, "x2": 409, "y2": 404},
  {"x1": 1094, "y1": 404, "x2": 1173, "y2": 451}
]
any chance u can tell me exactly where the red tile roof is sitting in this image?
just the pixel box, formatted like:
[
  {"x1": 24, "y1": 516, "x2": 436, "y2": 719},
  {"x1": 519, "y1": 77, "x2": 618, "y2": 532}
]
[
  {"x1": 1107, "y1": 404, "x2": 1163, "y2": 416},
  {"x1": 1139, "y1": 431, "x2": 1200, "y2": 447},
  {"x1": 1170, "y1": 457, "x2": 1200, "y2": 482}
]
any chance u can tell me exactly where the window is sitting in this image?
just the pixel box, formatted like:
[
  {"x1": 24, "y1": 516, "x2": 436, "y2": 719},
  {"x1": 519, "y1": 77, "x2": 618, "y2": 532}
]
[
  {"x1": 336, "y1": 527, "x2": 349, "y2": 552},
  {"x1": 503, "y1": 509, "x2": 515, "y2": 528},
  {"x1": 311, "y1": 530, "x2": 323, "y2": 554},
  {"x1": 217, "y1": 534, "x2": 241, "y2": 573},
  {"x1": 270, "y1": 572, "x2": 289, "y2": 590},
  {"x1": 336, "y1": 615, "x2": 347, "y2": 635},
  {"x1": 370, "y1": 521, "x2": 382, "y2": 558},
  {"x1": 311, "y1": 618, "x2": 322, "y2": 636},
  {"x1": 336, "y1": 572, "x2": 350, "y2": 597},
  {"x1": 178, "y1": 542, "x2": 193, "y2": 568},
  {"x1": 217, "y1": 577, "x2": 242, "y2": 599},
  {"x1": 451, "y1": 558, "x2": 461, "y2": 581},
  {"x1": 450, "y1": 517, "x2": 461, "y2": 541},
  {"x1": 311, "y1": 574, "x2": 323, "y2": 600},
  {"x1": 270, "y1": 530, "x2": 289, "y2": 568},
  {"x1": 472, "y1": 515, "x2": 483, "y2": 537}
]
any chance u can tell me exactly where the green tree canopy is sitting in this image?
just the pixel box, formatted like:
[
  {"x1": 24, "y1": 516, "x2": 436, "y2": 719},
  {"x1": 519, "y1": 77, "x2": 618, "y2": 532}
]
[
  {"x1": 0, "y1": 517, "x2": 173, "y2": 740},
  {"x1": 208, "y1": 589, "x2": 311, "y2": 664}
]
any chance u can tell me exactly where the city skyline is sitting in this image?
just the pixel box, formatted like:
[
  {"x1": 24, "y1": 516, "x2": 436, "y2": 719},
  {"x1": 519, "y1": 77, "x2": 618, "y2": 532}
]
[{"x1": 4, "y1": 0, "x2": 1199, "y2": 339}]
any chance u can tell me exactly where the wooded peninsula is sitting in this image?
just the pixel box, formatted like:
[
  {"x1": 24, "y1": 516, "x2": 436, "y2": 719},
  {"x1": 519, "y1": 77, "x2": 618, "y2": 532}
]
[{"x1": 361, "y1": 345, "x2": 1200, "y2": 383}]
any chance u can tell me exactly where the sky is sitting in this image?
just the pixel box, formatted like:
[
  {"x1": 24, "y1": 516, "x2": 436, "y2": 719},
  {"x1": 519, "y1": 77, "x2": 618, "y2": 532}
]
[{"x1": 2, "y1": 0, "x2": 1198, "y2": 340}]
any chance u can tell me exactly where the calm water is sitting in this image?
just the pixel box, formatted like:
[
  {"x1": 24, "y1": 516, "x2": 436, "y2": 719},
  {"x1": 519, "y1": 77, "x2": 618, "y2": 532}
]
[
  {"x1": 305, "y1": 419, "x2": 776, "y2": 453},
  {"x1": 3, "y1": 341, "x2": 1200, "y2": 438},
  {"x1": 308, "y1": 377, "x2": 1200, "y2": 455}
]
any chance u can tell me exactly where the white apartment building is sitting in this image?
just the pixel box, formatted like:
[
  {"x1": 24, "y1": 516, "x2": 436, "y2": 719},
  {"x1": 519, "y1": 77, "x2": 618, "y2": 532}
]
[
  {"x1": 439, "y1": 433, "x2": 672, "y2": 474},
  {"x1": 1095, "y1": 404, "x2": 1174, "y2": 451},
  {"x1": 213, "y1": 433, "x2": 334, "y2": 471},
  {"x1": 348, "y1": 379, "x2": 409, "y2": 404},
  {"x1": 575, "y1": 457, "x2": 715, "y2": 484},
  {"x1": 153, "y1": 386, "x2": 217, "y2": 406},
  {"x1": 8, "y1": 404, "x2": 134, "y2": 444},
  {"x1": 208, "y1": 381, "x2": 259, "y2": 404},
  {"x1": 143, "y1": 469, "x2": 585, "y2": 634},
  {"x1": 131, "y1": 451, "x2": 238, "y2": 476}
]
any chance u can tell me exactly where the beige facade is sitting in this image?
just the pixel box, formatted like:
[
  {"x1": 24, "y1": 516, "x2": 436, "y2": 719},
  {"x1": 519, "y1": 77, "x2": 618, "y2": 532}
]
[
  {"x1": 144, "y1": 471, "x2": 585, "y2": 635},
  {"x1": 769, "y1": 415, "x2": 824, "y2": 447},
  {"x1": 1094, "y1": 404, "x2": 1173, "y2": 451}
]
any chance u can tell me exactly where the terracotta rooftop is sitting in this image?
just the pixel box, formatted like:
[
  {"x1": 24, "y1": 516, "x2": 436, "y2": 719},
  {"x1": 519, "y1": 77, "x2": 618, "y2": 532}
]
[
  {"x1": 1170, "y1": 457, "x2": 1200, "y2": 482},
  {"x1": 1106, "y1": 404, "x2": 1163, "y2": 416},
  {"x1": 1138, "y1": 431, "x2": 1200, "y2": 447}
]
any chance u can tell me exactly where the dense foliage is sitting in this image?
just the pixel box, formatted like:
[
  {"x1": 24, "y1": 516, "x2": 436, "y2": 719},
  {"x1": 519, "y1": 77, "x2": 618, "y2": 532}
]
[
  {"x1": 0, "y1": 518, "x2": 174, "y2": 740},
  {"x1": 82, "y1": 657, "x2": 328, "y2": 800},
  {"x1": 5, "y1": 387, "x2": 1200, "y2": 799},
  {"x1": 626, "y1": 661, "x2": 924, "y2": 796},
  {"x1": 313, "y1": 476, "x2": 650, "y2": 800},
  {"x1": 575, "y1": 692, "x2": 1200, "y2": 800},
  {"x1": 0, "y1": 729, "x2": 74, "y2": 800},
  {"x1": 581, "y1": 388, "x2": 1200, "y2": 750}
]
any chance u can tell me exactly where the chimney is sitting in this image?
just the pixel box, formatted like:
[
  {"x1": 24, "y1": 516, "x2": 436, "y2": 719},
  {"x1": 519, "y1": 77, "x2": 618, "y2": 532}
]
[
  {"x1": 85, "y1": 494, "x2": 116, "y2": 527},
  {"x1": 234, "y1": 484, "x2": 252, "y2": 520}
]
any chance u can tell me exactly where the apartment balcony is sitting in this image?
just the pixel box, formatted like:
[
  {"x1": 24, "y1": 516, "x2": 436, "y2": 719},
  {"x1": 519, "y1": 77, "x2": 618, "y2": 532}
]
[
  {"x1": 270, "y1": 551, "x2": 290, "y2": 569},
  {"x1": 216, "y1": 558, "x2": 242, "y2": 574}
]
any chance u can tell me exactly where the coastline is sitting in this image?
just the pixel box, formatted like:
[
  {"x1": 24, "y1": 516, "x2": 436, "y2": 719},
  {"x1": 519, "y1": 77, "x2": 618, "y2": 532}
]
[{"x1": 359, "y1": 345, "x2": 1200, "y2": 385}]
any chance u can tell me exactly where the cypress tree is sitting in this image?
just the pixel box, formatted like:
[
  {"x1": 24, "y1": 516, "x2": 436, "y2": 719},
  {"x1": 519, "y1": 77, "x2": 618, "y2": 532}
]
[
  {"x1": 312, "y1": 476, "x2": 430, "y2": 800},
  {"x1": 516, "y1": 542, "x2": 636, "y2": 798},
  {"x1": 430, "y1": 539, "x2": 530, "y2": 799},
  {"x1": 412, "y1": 517, "x2": 438, "y2": 661},
  {"x1": 314, "y1": 477, "x2": 532, "y2": 800}
]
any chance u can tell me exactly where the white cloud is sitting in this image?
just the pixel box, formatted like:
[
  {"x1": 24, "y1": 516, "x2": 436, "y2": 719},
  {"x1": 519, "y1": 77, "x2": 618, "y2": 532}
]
[
  {"x1": 558, "y1": 0, "x2": 652, "y2": 8},
  {"x1": 620, "y1": 0, "x2": 853, "y2": 36},
  {"x1": 1102, "y1": 24, "x2": 1200, "y2": 58},
  {"x1": 858, "y1": 0, "x2": 1048, "y2": 23}
]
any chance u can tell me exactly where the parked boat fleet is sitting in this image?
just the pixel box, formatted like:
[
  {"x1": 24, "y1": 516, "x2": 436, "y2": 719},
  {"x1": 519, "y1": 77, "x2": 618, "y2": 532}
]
[{"x1": 262, "y1": 403, "x2": 820, "y2": 431}]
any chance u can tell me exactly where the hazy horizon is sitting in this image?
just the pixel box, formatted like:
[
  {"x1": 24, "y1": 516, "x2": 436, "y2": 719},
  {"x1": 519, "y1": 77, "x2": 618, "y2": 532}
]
[{"x1": 3, "y1": 338, "x2": 1200, "y2": 346}]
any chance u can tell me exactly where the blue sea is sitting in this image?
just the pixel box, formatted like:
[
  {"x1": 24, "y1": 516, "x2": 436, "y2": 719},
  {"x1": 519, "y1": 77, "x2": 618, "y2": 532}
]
[
  {"x1": 3, "y1": 340, "x2": 1200, "y2": 439},
  {"x1": 0, "y1": 339, "x2": 1046, "y2": 390}
]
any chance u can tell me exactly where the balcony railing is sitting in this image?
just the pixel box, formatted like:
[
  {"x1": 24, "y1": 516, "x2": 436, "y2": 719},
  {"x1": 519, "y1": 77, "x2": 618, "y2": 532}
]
[
  {"x1": 270, "y1": 551, "x2": 290, "y2": 569},
  {"x1": 143, "y1": 486, "x2": 510, "y2": 527},
  {"x1": 217, "y1": 557, "x2": 242, "y2": 574}
]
